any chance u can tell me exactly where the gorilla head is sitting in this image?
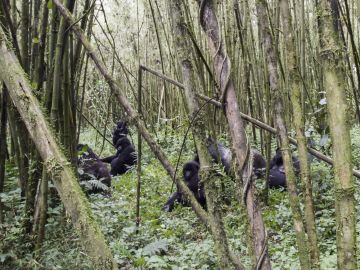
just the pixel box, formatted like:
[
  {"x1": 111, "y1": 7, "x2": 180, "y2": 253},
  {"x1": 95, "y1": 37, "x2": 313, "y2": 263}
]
[
  {"x1": 183, "y1": 161, "x2": 206, "y2": 207},
  {"x1": 162, "y1": 160, "x2": 206, "y2": 212},
  {"x1": 183, "y1": 160, "x2": 200, "y2": 182},
  {"x1": 269, "y1": 165, "x2": 286, "y2": 188},
  {"x1": 112, "y1": 121, "x2": 129, "y2": 145},
  {"x1": 116, "y1": 121, "x2": 128, "y2": 131}
]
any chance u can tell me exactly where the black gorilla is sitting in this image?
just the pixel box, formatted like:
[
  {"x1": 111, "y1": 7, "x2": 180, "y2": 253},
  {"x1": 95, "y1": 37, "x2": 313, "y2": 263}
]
[
  {"x1": 76, "y1": 144, "x2": 111, "y2": 194},
  {"x1": 162, "y1": 160, "x2": 206, "y2": 212},
  {"x1": 251, "y1": 149, "x2": 267, "y2": 177},
  {"x1": 101, "y1": 137, "x2": 137, "y2": 176},
  {"x1": 101, "y1": 137, "x2": 129, "y2": 163},
  {"x1": 193, "y1": 138, "x2": 232, "y2": 174},
  {"x1": 196, "y1": 138, "x2": 266, "y2": 177},
  {"x1": 112, "y1": 121, "x2": 129, "y2": 145},
  {"x1": 268, "y1": 148, "x2": 300, "y2": 188},
  {"x1": 101, "y1": 120, "x2": 137, "y2": 176},
  {"x1": 206, "y1": 138, "x2": 232, "y2": 174}
]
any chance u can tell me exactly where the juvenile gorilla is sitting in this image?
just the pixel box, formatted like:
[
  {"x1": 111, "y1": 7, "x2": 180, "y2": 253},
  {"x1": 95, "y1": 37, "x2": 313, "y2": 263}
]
[
  {"x1": 101, "y1": 137, "x2": 137, "y2": 176},
  {"x1": 76, "y1": 144, "x2": 111, "y2": 194},
  {"x1": 268, "y1": 148, "x2": 300, "y2": 188},
  {"x1": 162, "y1": 160, "x2": 206, "y2": 212}
]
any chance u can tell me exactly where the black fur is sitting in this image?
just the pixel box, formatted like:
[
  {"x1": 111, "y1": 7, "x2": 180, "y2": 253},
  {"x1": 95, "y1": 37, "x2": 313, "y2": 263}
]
[
  {"x1": 195, "y1": 138, "x2": 266, "y2": 177},
  {"x1": 76, "y1": 144, "x2": 111, "y2": 194},
  {"x1": 109, "y1": 137, "x2": 137, "y2": 176},
  {"x1": 252, "y1": 149, "x2": 267, "y2": 177},
  {"x1": 206, "y1": 138, "x2": 232, "y2": 174},
  {"x1": 268, "y1": 148, "x2": 300, "y2": 188},
  {"x1": 162, "y1": 160, "x2": 206, "y2": 212},
  {"x1": 100, "y1": 137, "x2": 129, "y2": 164},
  {"x1": 112, "y1": 121, "x2": 129, "y2": 145}
]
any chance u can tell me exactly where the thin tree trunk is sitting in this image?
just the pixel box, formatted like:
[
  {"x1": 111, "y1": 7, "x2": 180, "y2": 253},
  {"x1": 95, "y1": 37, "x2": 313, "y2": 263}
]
[
  {"x1": 21, "y1": 0, "x2": 30, "y2": 73},
  {"x1": 0, "y1": 0, "x2": 21, "y2": 61},
  {"x1": 51, "y1": 0, "x2": 75, "y2": 129},
  {"x1": 169, "y1": 1, "x2": 243, "y2": 268},
  {"x1": 256, "y1": 0, "x2": 311, "y2": 269},
  {"x1": 35, "y1": 167, "x2": 48, "y2": 250},
  {"x1": 148, "y1": 0, "x2": 168, "y2": 124},
  {"x1": 196, "y1": 1, "x2": 271, "y2": 268},
  {"x1": 280, "y1": 1, "x2": 320, "y2": 268},
  {"x1": 34, "y1": 0, "x2": 49, "y2": 93},
  {"x1": 0, "y1": 84, "x2": 7, "y2": 223},
  {"x1": 318, "y1": 1, "x2": 357, "y2": 269},
  {"x1": 44, "y1": 5, "x2": 59, "y2": 112},
  {"x1": 23, "y1": 156, "x2": 42, "y2": 234}
]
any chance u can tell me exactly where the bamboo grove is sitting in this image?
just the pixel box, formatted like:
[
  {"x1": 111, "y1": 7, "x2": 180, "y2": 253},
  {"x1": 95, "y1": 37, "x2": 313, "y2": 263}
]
[{"x1": 0, "y1": 0, "x2": 360, "y2": 269}]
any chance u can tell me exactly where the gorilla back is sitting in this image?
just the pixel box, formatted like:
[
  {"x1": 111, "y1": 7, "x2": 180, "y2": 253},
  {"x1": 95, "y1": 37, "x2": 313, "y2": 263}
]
[
  {"x1": 207, "y1": 138, "x2": 232, "y2": 174},
  {"x1": 199, "y1": 138, "x2": 266, "y2": 177}
]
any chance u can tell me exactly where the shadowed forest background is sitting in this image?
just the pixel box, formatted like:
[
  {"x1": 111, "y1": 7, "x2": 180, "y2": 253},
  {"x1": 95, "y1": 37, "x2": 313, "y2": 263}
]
[{"x1": 1, "y1": 0, "x2": 360, "y2": 269}]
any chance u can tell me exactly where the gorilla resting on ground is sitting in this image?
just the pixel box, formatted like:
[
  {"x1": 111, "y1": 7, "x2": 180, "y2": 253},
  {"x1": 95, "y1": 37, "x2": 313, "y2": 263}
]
[
  {"x1": 268, "y1": 148, "x2": 300, "y2": 188},
  {"x1": 77, "y1": 144, "x2": 111, "y2": 194},
  {"x1": 101, "y1": 137, "x2": 137, "y2": 176},
  {"x1": 162, "y1": 160, "x2": 206, "y2": 212},
  {"x1": 195, "y1": 138, "x2": 266, "y2": 177}
]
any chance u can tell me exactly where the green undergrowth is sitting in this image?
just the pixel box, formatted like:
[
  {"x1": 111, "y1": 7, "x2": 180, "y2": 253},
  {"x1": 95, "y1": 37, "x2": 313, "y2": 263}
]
[{"x1": 2, "y1": 125, "x2": 360, "y2": 269}]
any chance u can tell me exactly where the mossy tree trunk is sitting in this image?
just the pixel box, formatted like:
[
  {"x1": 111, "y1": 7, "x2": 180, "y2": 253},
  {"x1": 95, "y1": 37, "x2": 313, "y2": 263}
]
[
  {"x1": 280, "y1": 0, "x2": 320, "y2": 268},
  {"x1": 318, "y1": 1, "x2": 357, "y2": 269},
  {"x1": 0, "y1": 26, "x2": 118, "y2": 270},
  {"x1": 256, "y1": 0, "x2": 311, "y2": 269}
]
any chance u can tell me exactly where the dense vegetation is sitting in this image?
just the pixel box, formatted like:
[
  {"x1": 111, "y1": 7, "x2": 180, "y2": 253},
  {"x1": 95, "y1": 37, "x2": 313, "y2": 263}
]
[
  {"x1": 1, "y1": 126, "x2": 360, "y2": 269},
  {"x1": 1, "y1": 0, "x2": 360, "y2": 269}
]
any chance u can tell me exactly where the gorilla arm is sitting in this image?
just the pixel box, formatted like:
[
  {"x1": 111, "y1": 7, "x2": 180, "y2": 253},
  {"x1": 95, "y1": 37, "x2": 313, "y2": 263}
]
[{"x1": 101, "y1": 155, "x2": 117, "y2": 163}]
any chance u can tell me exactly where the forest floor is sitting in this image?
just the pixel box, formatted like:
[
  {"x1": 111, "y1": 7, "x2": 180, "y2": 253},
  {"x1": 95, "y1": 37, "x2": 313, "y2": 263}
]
[{"x1": 2, "y1": 126, "x2": 360, "y2": 269}]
